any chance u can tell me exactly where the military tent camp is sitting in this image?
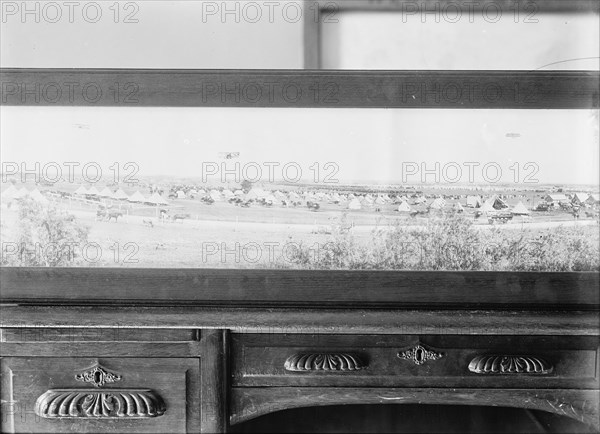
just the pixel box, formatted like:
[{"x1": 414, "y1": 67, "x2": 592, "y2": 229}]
[
  {"x1": 29, "y1": 188, "x2": 49, "y2": 204},
  {"x1": 1, "y1": 185, "x2": 18, "y2": 201},
  {"x1": 466, "y1": 195, "x2": 482, "y2": 208},
  {"x1": 99, "y1": 187, "x2": 114, "y2": 198},
  {"x1": 545, "y1": 194, "x2": 568, "y2": 205},
  {"x1": 511, "y1": 201, "x2": 530, "y2": 215},
  {"x1": 209, "y1": 190, "x2": 222, "y2": 201},
  {"x1": 128, "y1": 191, "x2": 146, "y2": 203},
  {"x1": 87, "y1": 186, "x2": 100, "y2": 196},
  {"x1": 362, "y1": 196, "x2": 374, "y2": 205},
  {"x1": 113, "y1": 189, "x2": 129, "y2": 200},
  {"x1": 348, "y1": 198, "x2": 362, "y2": 210},
  {"x1": 572, "y1": 193, "x2": 590, "y2": 204},
  {"x1": 453, "y1": 202, "x2": 464, "y2": 213},
  {"x1": 484, "y1": 196, "x2": 508, "y2": 210},
  {"x1": 15, "y1": 187, "x2": 29, "y2": 198},
  {"x1": 397, "y1": 201, "x2": 412, "y2": 212},
  {"x1": 264, "y1": 194, "x2": 280, "y2": 205},
  {"x1": 74, "y1": 185, "x2": 88, "y2": 195},
  {"x1": 429, "y1": 198, "x2": 446, "y2": 210},
  {"x1": 246, "y1": 188, "x2": 266, "y2": 200},
  {"x1": 148, "y1": 192, "x2": 169, "y2": 205},
  {"x1": 176, "y1": 190, "x2": 186, "y2": 199},
  {"x1": 304, "y1": 192, "x2": 316, "y2": 201},
  {"x1": 479, "y1": 201, "x2": 495, "y2": 213}
]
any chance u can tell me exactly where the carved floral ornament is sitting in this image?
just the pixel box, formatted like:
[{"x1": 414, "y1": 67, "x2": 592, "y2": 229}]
[
  {"x1": 284, "y1": 353, "x2": 365, "y2": 372},
  {"x1": 397, "y1": 343, "x2": 444, "y2": 365},
  {"x1": 35, "y1": 389, "x2": 166, "y2": 419},
  {"x1": 34, "y1": 363, "x2": 166, "y2": 419},
  {"x1": 75, "y1": 364, "x2": 122, "y2": 387},
  {"x1": 468, "y1": 355, "x2": 553, "y2": 374}
]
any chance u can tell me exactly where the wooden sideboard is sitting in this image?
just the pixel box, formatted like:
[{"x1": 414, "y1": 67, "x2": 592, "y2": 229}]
[{"x1": 1, "y1": 269, "x2": 599, "y2": 433}]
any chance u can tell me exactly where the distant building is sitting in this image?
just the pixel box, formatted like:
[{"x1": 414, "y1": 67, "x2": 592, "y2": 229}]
[{"x1": 544, "y1": 194, "x2": 569, "y2": 205}]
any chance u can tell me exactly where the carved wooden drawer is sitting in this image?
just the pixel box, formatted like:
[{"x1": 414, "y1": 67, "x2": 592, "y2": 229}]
[
  {"x1": 231, "y1": 334, "x2": 600, "y2": 389},
  {"x1": 0, "y1": 357, "x2": 200, "y2": 433}
]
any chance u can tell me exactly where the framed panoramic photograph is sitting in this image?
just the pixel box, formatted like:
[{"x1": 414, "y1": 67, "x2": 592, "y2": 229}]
[{"x1": 1, "y1": 1, "x2": 599, "y2": 433}]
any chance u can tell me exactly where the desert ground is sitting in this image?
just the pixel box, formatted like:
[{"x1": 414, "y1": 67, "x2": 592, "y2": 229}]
[{"x1": 2, "y1": 182, "x2": 598, "y2": 268}]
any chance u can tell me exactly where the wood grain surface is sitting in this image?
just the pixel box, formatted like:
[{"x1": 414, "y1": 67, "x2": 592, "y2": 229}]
[
  {"x1": 1, "y1": 305, "x2": 598, "y2": 335},
  {"x1": 1, "y1": 69, "x2": 597, "y2": 108},
  {"x1": 230, "y1": 387, "x2": 600, "y2": 429},
  {"x1": 1, "y1": 268, "x2": 597, "y2": 309}
]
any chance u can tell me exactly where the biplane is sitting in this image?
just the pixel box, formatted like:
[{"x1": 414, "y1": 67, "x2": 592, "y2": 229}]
[{"x1": 218, "y1": 152, "x2": 240, "y2": 160}]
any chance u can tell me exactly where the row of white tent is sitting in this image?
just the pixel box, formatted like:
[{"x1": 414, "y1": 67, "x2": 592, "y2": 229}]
[
  {"x1": 348, "y1": 197, "x2": 530, "y2": 215},
  {"x1": 3, "y1": 184, "x2": 534, "y2": 216},
  {"x1": 73, "y1": 186, "x2": 169, "y2": 205},
  {"x1": 565, "y1": 192, "x2": 599, "y2": 204},
  {"x1": 1, "y1": 185, "x2": 50, "y2": 204},
  {"x1": 1, "y1": 185, "x2": 172, "y2": 207},
  {"x1": 212, "y1": 189, "x2": 532, "y2": 215}
]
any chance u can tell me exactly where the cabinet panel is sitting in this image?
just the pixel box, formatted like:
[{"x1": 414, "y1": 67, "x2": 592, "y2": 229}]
[
  {"x1": 1, "y1": 357, "x2": 200, "y2": 433},
  {"x1": 232, "y1": 334, "x2": 600, "y2": 389}
]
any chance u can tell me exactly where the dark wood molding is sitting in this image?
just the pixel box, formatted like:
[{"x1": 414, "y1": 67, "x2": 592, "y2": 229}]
[
  {"x1": 1, "y1": 306, "x2": 598, "y2": 336},
  {"x1": 1, "y1": 268, "x2": 597, "y2": 310},
  {"x1": 303, "y1": 2, "x2": 321, "y2": 69},
  {"x1": 302, "y1": 1, "x2": 599, "y2": 69},
  {"x1": 201, "y1": 330, "x2": 230, "y2": 433},
  {"x1": 315, "y1": 0, "x2": 600, "y2": 13},
  {"x1": 230, "y1": 387, "x2": 600, "y2": 429},
  {"x1": 1, "y1": 69, "x2": 597, "y2": 108}
]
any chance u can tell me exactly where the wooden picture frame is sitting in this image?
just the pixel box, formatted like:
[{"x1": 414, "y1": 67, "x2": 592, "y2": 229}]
[
  {"x1": 1, "y1": 5, "x2": 599, "y2": 432},
  {"x1": 0, "y1": 0, "x2": 598, "y2": 315},
  {"x1": 302, "y1": 0, "x2": 600, "y2": 69}
]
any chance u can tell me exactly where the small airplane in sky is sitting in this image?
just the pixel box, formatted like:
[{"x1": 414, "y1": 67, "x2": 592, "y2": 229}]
[
  {"x1": 218, "y1": 152, "x2": 240, "y2": 160},
  {"x1": 73, "y1": 123, "x2": 90, "y2": 130}
]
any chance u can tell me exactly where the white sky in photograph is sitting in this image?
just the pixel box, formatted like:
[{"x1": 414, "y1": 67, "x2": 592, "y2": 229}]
[
  {"x1": 1, "y1": 107, "x2": 598, "y2": 186},
  {"x1": 1, "y1": 0, "x2": 304, "y2": 69},
  {"x1": 322, "y1": 11, "x2": 599, "y2": 70},
  {"x1": 1, "y1": 1, "x2": 598, "y2": 70}
]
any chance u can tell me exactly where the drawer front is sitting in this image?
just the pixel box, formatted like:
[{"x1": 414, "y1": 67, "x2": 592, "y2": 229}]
[
  {"x1": 1, "y1": 357, "x2": 200, "y2": 433},
  {"x1": 232, "y1": 334, "x2": 599, "y2": 388}
]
